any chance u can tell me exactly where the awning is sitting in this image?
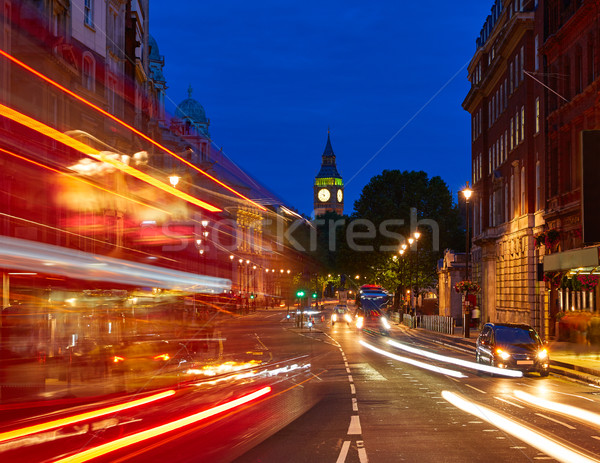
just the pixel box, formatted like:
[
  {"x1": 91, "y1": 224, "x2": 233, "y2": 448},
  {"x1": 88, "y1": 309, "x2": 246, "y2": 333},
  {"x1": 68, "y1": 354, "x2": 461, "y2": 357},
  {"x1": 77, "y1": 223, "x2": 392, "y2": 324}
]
[{"x1": 543, "y1": 246, "x2": 599, "y2": 272}]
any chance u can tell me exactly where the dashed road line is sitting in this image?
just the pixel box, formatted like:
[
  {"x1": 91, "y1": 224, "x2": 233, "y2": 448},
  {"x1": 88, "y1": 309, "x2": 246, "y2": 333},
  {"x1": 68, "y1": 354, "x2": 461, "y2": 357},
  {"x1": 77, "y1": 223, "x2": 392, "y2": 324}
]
[
  {"x1": 535, "y1": 413, "x2": 576, "y2": 430},
  {"x1": 348, "y1": 415, "x2": 362, "y2": 434},
  {"x1": 494, "y1": 396, "x2": 524, "y2": 409},
  {"x1": 336, "y1": 441, "x2": 351, "y2": 463},
  {"x1": 464, "y1": 384, "x2": 486, "y2": 394}
]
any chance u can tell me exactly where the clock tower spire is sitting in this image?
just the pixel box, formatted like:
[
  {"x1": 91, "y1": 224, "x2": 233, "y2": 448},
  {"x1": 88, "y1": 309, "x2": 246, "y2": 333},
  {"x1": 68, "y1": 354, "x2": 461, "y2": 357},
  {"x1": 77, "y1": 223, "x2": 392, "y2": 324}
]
[{"x1": 314, "y1": 130, "x2": 344, "y2": 216}]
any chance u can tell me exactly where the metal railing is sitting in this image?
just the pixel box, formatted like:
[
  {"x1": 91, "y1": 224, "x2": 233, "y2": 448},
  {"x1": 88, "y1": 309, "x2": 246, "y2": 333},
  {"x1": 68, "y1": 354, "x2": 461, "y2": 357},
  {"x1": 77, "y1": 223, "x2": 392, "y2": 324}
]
[{"x1": 420, "y1": 315, "x2": 455, "y2": 335}]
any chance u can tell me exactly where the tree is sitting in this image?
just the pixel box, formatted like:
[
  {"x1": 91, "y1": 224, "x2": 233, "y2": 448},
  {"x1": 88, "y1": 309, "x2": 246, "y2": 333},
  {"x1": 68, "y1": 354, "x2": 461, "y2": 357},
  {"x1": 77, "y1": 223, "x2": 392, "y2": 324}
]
[{"x1": 344, "y1": 170, "x2": 463, "y2": 300}]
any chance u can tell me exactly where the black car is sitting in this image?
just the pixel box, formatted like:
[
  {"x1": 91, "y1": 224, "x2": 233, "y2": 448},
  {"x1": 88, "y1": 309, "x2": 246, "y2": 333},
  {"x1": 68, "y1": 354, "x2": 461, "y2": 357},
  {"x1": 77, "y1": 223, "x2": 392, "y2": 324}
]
[{"x1": 475, "y1": 323, "x2": 549, "y2": 376}]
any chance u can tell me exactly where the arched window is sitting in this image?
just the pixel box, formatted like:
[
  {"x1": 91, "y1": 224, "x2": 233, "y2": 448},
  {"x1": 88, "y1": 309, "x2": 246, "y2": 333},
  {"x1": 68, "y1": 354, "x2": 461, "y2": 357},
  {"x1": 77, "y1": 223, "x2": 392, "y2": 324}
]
[
  {"x1": 520, "y1": 167, "x2": 526, "y2": 215},
  {"x1": 82, "y1": 53, "x2": 95, "y2": 91},
  {"x1": 535, "y1": 161, "x2": 541, "y2": 210}
]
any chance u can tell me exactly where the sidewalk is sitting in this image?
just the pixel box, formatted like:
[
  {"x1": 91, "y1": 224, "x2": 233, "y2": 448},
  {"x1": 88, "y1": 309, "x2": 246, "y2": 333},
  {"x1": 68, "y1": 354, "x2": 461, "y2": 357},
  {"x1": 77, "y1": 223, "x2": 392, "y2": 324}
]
[{"x1": 401, "y1": 323, "x2": 600, "y2": 386}]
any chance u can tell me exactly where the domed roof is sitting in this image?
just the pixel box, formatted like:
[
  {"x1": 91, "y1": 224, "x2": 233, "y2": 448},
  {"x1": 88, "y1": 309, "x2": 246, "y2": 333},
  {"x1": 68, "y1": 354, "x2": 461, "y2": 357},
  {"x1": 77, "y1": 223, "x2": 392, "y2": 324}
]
[
  {"x1": 148, "y1": 35, "x2": 161, "y2": 60},
  {"x1": 175, "y1": 85, "x2": 207, "y2": 123}
]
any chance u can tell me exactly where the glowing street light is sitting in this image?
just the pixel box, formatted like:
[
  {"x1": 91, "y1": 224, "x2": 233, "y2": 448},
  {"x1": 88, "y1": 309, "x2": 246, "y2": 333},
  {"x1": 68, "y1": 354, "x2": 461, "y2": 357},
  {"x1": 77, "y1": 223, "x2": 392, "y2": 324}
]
[{"x1": 168, "y1": 175, "x2": 180, "y2": 188}]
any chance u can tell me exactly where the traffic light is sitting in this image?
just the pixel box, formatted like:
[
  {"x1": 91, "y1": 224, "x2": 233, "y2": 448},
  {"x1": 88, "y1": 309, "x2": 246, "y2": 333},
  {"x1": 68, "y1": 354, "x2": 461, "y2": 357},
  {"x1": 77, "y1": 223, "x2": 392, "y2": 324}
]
[
  {"x1": 311, "y1": 292, "x2": 318, "y2": 298},
  {"x1": 250, "y1": 293, "x2": 255, "y2": 299},
  {"x1": 296, "y1": 290, "x2": 305, "y2": 298}
]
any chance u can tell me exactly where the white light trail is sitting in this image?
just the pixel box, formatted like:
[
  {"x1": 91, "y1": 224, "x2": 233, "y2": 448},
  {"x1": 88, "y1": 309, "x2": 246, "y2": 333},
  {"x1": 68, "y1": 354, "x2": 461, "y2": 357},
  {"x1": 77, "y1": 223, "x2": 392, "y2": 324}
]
[
  {"x1": 388, "y1": 339, "x2": 523, "y2": 378},
  {"x1": 442, "y1": 391, "x2": 600, "y2": 463},
  {"x1": 514, "y1": 390, "x2": 600, "y2": 429},
  {"x1": 359, "y1": 340, "x2": 466, "y2": 378}
]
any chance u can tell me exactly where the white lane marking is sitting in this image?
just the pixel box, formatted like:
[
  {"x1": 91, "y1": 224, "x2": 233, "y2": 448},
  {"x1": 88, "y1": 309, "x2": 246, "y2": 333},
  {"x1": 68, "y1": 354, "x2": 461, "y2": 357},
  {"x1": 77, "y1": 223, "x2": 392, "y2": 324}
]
[
  {"x1": 358, "y1": 447, "x2": 369, "y2": 463},
  {"x1": 592, "y1": 436, "x2": 600, "y2": 441},
  {"x1": 495, "y1": 396, "x2": 525, "y2": 409},
  {"x1": 550, "y1": 391, "x2": 595, "y2": 403},
  {"x1": 348, "y1": 415, "x2": 362, "y2": 435},
  {"x1": 352, "y1": 398, "x2": 358, "y2": 411},
  {"x1": 348, "y1": 375, "x2": 353, "y2": 382},
  {"x1": 350, "y1": 384, "x2": 356, "y2": 394},
  {"x1": 464, "y1": 384, "x2": 486, "y2": 394},
  {"x1": 346, "y1": 367, "x2": 351, "y2": 374},
  {"x1": 335, "y1": 440, "x2": 351, "y2": 463},
  {"x1": 345, "y1": 362, "x2": 349, "y2": 367},
  {"x1": 535, "y1": 413, "x2": 576, "y2": 430},
  {"x1": 468, "y1": 421, "x2": 484, "y2": 424},
  {"x1": 443, "y1": 391, "x2": 598, "y2": 463}
]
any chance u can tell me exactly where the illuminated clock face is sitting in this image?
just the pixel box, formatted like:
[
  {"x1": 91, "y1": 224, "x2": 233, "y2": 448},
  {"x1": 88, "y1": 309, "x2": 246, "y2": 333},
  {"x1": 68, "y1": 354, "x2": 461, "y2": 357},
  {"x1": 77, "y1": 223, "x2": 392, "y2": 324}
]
[
  {"x1": 317, "y1": 188, "x2": 330, "y2": 202},
  {"x1": 337, "y1": 189, "x2": 343, "y2": 202}
]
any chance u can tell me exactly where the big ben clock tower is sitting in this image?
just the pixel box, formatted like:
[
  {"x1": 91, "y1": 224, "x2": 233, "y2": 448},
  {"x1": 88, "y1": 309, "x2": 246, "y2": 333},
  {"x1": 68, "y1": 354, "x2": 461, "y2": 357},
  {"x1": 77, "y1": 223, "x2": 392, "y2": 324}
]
[{"x1": 314, "y1": 130, "x2": 344, "y2": 216}]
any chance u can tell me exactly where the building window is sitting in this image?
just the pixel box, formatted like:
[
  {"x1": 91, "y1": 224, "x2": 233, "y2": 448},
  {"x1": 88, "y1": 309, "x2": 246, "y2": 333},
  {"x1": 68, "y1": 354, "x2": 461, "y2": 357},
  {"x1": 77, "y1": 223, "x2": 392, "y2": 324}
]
[
  {"x1": 535, "y1": 161, "x2": 541, "y2": 210},
  {"x1": 84, "y1": 0, "x2": 94, "y2": 27},
  {"x1": 82, "y1": 54, "x2": 95, "y2": 91},
  {"x1": 520, "y1": 106, "x2": 525, "y2": 142},
  {"x1": 510, "y1": 62, "x2": 514, "y2": 93},
  {"x1": 510, "y1": 117, "x2": 514, "y2": 150},
  {"x1": 520, "y1": 46, "x2": 524, "y2": 82},
  {"x1": 510, "y1": 174, "x2": 515, "y2": 219},
  {"x1": 588, "y1": 34, "x2": 595, "y2": 85},
  {"x1": 535, "y1": 35, "x2": 539, "y2": 70},
  {"x1": 504, "y1": 183, "x2": 509, "y2": 223},
  {"x1": 535, "y1": 98, "x2": 540, "y2": 133},
  {"x1": 520, "y1": 167, "x2": 526, "y2": 215}
]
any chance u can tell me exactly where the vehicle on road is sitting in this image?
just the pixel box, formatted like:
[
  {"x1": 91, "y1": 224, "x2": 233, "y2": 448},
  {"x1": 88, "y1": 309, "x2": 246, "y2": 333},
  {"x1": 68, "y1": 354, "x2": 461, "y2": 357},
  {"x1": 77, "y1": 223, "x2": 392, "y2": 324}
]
[
  {"x1": 475, "y1": 323, "x2": 549, "y2": 376},
  {"x1": 356, "y1": 285, "x2": 391, "y2": 312},
  {"x1": 354, "y1": 307, "x2": 391, "y2": 336},
  {"x1": 331, "y1": 305, "x2": 352, "y2": 326}
]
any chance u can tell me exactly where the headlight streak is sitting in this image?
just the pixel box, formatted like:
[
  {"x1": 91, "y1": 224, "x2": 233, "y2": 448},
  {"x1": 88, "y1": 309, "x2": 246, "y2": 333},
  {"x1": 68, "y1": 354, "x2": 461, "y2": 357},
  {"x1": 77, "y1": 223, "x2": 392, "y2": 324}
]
[
  {"x1": 381, "y1": 318, "x2": 391, "y2": 330},
  {"x1": 52, "y1": 386, "x2": 272, "y2": 463},
  {"x1": 442, "y1": 391, "x2": 599, "y2": 463},
  {"x1": 359, "y1": 340, "x2": 466, "y2": 378},
  {"x1": 387, "y1": 339, "x2": 523, "y2": 378},
  {"x1": 0, "y1": 390, "x2": 175, "y2": 444},
  {"x1": 513, "y1": 390, "x2": 600, "y2": 428}
]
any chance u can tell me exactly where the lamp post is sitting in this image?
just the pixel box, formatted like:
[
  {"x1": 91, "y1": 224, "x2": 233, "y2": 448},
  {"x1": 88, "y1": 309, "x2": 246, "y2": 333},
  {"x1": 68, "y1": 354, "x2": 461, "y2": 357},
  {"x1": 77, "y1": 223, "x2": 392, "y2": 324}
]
[
  {"x1": 413, "y1": 231, "x2": 421, "y2": 314},
  {"x1": 408, "y1": 237, "x2": 415, "y2": 313},
  {"x1": 462, "y1": 183, "x2": 473, "y2": 338}
]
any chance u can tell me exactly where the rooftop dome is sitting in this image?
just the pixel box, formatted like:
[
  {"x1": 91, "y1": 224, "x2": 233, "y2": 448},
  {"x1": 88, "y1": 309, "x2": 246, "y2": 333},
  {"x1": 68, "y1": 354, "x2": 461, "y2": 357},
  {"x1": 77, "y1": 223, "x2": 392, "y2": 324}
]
[
  {"x1": 148, "y1": 35, "x2": 161, "y2": 60},
  {"x1": 175, "y1": 85, "x2": 208, "y2": 124}
]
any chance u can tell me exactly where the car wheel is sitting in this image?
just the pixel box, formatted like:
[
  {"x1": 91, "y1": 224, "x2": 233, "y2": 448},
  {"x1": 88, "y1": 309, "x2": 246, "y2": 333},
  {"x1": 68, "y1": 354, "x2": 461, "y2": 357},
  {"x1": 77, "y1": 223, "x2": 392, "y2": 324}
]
[{"x1": 540, "y1": 369, "x2": 549, "y2": 377}]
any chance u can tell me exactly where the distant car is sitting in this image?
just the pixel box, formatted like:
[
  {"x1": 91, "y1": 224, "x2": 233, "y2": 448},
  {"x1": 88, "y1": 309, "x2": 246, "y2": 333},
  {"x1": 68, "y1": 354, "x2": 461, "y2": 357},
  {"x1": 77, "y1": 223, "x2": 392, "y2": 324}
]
[
  {"x1": 475, "y1": 323, "x2": 549, "y2": 376},
  {"x1": 354, "y1": 307, "x2": 391, "y2": 336},
  {"x1": 331, "y1": 305, "x2": 352, "y2": 326}
]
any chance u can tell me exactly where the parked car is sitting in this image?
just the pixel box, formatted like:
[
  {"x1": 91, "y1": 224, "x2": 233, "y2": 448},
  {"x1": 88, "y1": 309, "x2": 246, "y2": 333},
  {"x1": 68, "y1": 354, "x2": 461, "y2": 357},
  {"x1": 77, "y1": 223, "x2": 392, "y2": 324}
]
[
  {"x1": 475, "y1": 323, "x2": 549, "y2": 376},
  {"x1": 354, "y1": 307, "x2": 391, "y2": 336},
  {"x1": 331, "y1": 305, "x2": 352, "y2": 326}
]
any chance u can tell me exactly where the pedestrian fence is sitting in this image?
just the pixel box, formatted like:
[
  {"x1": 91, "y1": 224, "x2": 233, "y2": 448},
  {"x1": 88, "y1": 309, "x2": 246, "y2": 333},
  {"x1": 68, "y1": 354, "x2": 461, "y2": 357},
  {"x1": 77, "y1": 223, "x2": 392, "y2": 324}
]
[{"x1": 420, "y1": 315, "x2": 455, "y2": 335}]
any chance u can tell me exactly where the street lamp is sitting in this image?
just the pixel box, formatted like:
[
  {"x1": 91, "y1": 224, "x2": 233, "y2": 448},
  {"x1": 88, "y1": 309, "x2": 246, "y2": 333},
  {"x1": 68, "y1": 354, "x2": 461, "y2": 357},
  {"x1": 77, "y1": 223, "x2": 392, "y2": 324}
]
[
  {"x1": 462, "y1": 182, "x2": 473, "y2": 338},
  {"x1": 413, "y1": 231, "x2": 421, "y2": 314},
  {"x1": 168, "y1": 175, "x2": 180, "y2": 188}
]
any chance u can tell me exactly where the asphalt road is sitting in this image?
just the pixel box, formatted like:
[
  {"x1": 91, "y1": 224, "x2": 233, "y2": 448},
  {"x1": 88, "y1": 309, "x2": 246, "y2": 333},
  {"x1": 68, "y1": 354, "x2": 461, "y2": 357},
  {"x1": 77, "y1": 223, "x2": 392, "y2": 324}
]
[
  {"x1": 3, "y1": 306, "x2": 600, "y2": 463},
  {"x1": 235, "y1": 306, "x2": 600, "y2": 463}
]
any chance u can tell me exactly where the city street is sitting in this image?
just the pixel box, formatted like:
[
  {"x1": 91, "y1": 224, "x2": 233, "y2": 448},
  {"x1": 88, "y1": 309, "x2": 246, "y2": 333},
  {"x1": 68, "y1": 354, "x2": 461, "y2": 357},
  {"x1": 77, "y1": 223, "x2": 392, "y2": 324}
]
[{"x1": 236, "y1": 307, "x2": 600, "y2": 463}]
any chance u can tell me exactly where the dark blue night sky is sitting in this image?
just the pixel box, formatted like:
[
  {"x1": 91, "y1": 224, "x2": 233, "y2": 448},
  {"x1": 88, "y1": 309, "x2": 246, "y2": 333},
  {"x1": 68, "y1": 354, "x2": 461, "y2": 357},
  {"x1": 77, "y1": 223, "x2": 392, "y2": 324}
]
[{"x1": 150, "y1": 1, "x2": 493, "y2": 216}]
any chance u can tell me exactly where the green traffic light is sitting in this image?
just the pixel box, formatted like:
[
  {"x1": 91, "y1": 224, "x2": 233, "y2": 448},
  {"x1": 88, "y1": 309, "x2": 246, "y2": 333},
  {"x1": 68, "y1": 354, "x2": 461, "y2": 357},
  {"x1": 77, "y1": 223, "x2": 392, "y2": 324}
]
[
  {"x1": 296, "y1": 290, "x2": 305, "y2": 297},
  {"x1": 312, "y1": 293, "x2": 317, "y2": 298}
]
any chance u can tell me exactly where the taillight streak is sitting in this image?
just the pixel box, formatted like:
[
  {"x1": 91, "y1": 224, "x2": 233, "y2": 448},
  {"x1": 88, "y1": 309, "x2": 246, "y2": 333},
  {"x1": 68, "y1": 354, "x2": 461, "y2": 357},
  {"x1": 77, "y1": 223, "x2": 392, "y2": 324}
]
[
  {"x1": 52, "y1": 386, "x2": 272, "y2": 463},
  {"x1": 0, "y1": 49, "x2": 266, "y2": 211},
  {"x1": 0, "y1": 390, "x2": 175, "y2": 444}
]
